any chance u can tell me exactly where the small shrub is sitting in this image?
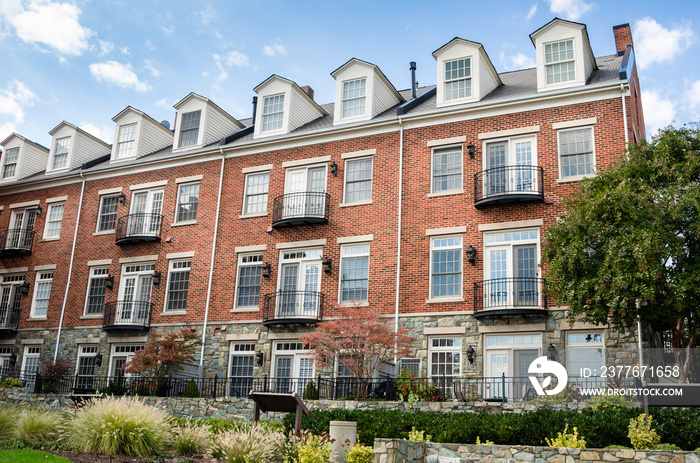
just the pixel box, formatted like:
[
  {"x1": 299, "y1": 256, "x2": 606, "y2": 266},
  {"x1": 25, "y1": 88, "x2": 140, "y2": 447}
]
[
  {"x1": 628, "y1": 414, "x2": 660, "y2": 450},
  {"x1": 604, "y1": 445, "x2": 632, "y2": 449},
  {"x1": 0, "y1": 378, "x2": 23, "y2": 387},
  {"x1": 0, "y1": 404, "x2": 18, "y2": 439},
  {"x1": 476, "y1": 436, "x2": 495, "y2": 445},
  {"x1": 296, "y1": 432, "x2": 333, "y2": 463},
  {"x1": 97, "y1": 381, "x2": 128, "y2": 396},
  {"x1": 302, "y1": 380, "x2": 319, "y2": 400},
  {"x1": 588, "y1": 394, "x2": 633, "y2": 410},
  {"x1": 345, "y1": 442, "x2": 374, "y2": 463},
  {"x1": 545, "y1": 424, "x2": 587, "y2": 448},
  {"x1": 15, "y1": 408, "x2": 61, "y2": 442},
  {"x1": 208, "y1": 423, "x2": 285, "y2": 463},
  {"x1": 654, "y1": 443, "x2": 681, "y2": 451},
  {"x1": 172, "y1": 420, "x2": 210, "y2": 456},
  {"x1": 182, "y1": 379, "x2": 200, "y2": 398},
  {"x1": 408, "y1": 427, "x2": 432, "y2": 442},
  {"x1": 38, "y1": 359, "x2": 72, "y2": 394}
]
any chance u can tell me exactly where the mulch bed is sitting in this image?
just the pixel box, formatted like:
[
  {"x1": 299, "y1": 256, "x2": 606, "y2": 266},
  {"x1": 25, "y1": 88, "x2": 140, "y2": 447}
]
[{"x1": 50, "y1": 452, "x2": 216, "y2": 463}]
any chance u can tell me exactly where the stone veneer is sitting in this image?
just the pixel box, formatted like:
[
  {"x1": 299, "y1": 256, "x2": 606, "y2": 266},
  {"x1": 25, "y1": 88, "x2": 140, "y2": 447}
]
[{"x1": 372, "y1": 440, "x2": 700, "y2": 463}]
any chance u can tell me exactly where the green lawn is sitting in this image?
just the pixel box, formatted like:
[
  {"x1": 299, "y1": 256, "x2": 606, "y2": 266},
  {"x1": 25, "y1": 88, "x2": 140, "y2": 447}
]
[{"x1": 0, "y1": 449, "x2": 71, "y2": 463}]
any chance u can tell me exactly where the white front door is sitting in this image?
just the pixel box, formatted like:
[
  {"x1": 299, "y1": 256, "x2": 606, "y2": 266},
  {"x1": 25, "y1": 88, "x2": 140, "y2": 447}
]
[
  {"x1": 283, "y1": 166, "x2": 326, "y2": 217},
  {"x1": 486, "y1": 350, "x2": 509, "y2": 399}
]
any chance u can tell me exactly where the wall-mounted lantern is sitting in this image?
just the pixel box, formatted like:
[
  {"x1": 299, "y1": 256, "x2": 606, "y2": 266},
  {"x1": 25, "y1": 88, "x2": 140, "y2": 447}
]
[
  {"x1": 152, "y1": 271, "x2": 162, "y2": 286},
  {"x1": 104, "y1": 275, "x2": 114, "y2": 290},
  {"x1": 330, "y1": 161, "x2": 338, "y2": 177},
  {"x1": 467, "y1": 143, "x2": 476, "y2": 159},
  {"x1": 19, "y1": 282, "x2": 30, "y2": 296},
  {"x1": 467, "y1": 346, "x2": 476, "y2": 364},
  {"x1": 261, "y1": 263, "x2": 272, "y2": 279},
  {"x1": 118, "y1": 192, "x2": 127, "y2": 205},
  {"x1": 322, "y1": 257, "x2": 332, "y2": 275},
  {"x1": 466, "y1": 245, "x2": 477, "y2": 265}
]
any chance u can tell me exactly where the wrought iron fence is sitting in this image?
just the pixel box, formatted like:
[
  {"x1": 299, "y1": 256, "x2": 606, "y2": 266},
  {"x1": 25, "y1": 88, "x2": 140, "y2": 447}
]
[
  {"x1": 263, "y1": 290, "x2": 324, "y2": 324},
  {"x1": 474, "y1": 165, "x2": 544, "y2": 203},
  {"x1": 474, "y1": 277, "x2": 547, "y2": 313},
  {"x1": 0, "y1": 228, "x2": 34, "y2": 253},
  {"x1": 102, "y1": 301, "x2": 152, "y2": 329},
  {"x1": 272, "y1": 192, "x2": 330, "y2": 225},
  {"x1": 0, "y1": 304, "x2": 20, "y2": 331},
  {"x1": 116, "y1": 213, "x2": 163, "y2": 242}
]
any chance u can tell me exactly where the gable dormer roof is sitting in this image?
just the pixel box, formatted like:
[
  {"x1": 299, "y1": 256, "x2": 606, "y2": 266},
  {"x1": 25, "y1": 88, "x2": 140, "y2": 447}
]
[
  {"x1": 330, "y1": 58, "x2": 404, "y2": 125},
  {"x1": 110, "y1": 106, "x2": 174, "y2": 162},
  {"x1": 172, "y1": 93, "x2": 243, "y2": 151},
  {"x1": 0, "y1": 133, "x2": 49, "y2": 183},
  {"x1": 46, "y1": 121, "x2": 111, "y2": 174}
]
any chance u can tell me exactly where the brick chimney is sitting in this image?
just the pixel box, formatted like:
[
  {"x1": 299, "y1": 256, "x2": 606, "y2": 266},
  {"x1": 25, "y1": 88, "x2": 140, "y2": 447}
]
[
  {"x1": 613, "y1": 23, "x2": 634, "y2": 54},
  {"x1": 300, "y1": 85, "x2": 314, "y2": 100}
]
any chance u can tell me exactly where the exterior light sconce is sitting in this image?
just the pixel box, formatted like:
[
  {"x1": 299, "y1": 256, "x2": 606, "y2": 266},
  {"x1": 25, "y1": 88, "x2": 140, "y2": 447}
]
[
  {"x1": 261, "y1": 263, "x2": 272, "y2": 279},
  {"x1": 35, "y1": 205, "x2": 43, "y2": 217},
  {"x1": 467, "y1": 143, "x2": 475, "y2": 159},
  {"x1": 19, "y1": 282, "x2": 30, "y2": 296},
  {"x1": 255, "y1": 351, "x2": 264, "y2": 366},
  {"x1": 547, "y1": 343, "x2": 557, "y2": 361},
  {"x1": 466, "y1": 246, "x2": 477, "y2": 265},
  {"x1": 322, "y1": 257, "x2": 332, "y2": 275},
  {"x1": 118, "y1": 192, "x2": 127, "y2": 205},
  {"x1": 330, "y1": 161, "x2": 338, "y2": 177},
  {"x1": 467, "y1": 346, "x2": 476, "y2": 364},
  {"x1": 152, "y1": 271, "x2": 162, "y2": 286},
  {"x1": 94, "y1": 352, "x2": 103, "y2": 367},
  {"x1": 104, "y1": 275, "x2": 114, "y2": 290}
]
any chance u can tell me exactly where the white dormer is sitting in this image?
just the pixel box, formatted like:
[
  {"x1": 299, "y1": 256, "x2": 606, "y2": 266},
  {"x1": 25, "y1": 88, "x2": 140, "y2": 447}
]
[
  {"x1": 0, "y1": 133, "x2": 49, "y2": 183},
  {"x1": 172, "y1": 93, "x2": 243, "y2": 152},
  {"x1": 46, "y1": 122, "x2": 111, "y2": 175},
  {"x1": 253, "y1": 75, "x2": 327, "y2": 139},
  {"x1": 331, "y1": 58, "x2": 404, "y2": 125},
  {"x1": 110, "y1": 106, "x2": 174, "y2": 162},
  {"x1": 433, "y1": 38, "x2": 502, "y2": 108},
  {"x1": 530, "y1": 18, "x2": 597, "y2": 92}
]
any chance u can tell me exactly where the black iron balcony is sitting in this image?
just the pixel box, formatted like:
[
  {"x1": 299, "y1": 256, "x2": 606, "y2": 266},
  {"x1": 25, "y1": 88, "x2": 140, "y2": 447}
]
[
  {"x1": 0, "y1": 228, "x2": 34, "y2": 256},
  {"x1": 474, "y1": 166, "x2": 545, "y2": 207},
  {"x1": 473, "y1": 277, "x2": 547, "y2": 317},
  {"x1": 115, "y1": 213, "x2": 163, "y2": 245},
  {"x1": 0, "y1": 304, "x2": 20, "y2": 334},
  {"x1": 102, "y1": 300, "x2": 152, "y2": 330},
  {"x1": 263, "y1": 290, "x2": 324, "y2": 325},
  {"x1": 271, "y1": 192, "x2": 330, "y2": 228}
]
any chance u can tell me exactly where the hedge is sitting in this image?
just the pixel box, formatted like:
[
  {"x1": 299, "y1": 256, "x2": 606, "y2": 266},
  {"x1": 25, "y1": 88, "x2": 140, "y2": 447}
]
[{"x1": 283, "y1": 408, "x2": 700, "y2": 450}]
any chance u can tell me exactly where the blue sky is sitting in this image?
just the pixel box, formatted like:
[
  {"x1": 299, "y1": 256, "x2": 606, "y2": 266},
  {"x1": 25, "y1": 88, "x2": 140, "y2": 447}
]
[{"x1": 1, "y1": 0, "x2": 699, "y2": 150}]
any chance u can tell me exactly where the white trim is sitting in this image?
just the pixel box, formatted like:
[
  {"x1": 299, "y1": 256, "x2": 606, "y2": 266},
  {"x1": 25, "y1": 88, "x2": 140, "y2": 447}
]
[
  {"x1": 10, "y1": 200, "x2": 40, "y2": 209},
  {"x1": 564, "y1": 321, "x2": 606, "y2": 330},
  {"x1": 46, "y1": 196, "x2": 68, "y2": 203},
  {"x1": 20, "y1": 339, "x2": 44, "y2": 345},
  {"x1": 98, "y1": 187, "x2": 122, "y2": 195},
  {"x1": 478, "y1": 219, "x2": 543, "y2": 231},
  {"x1": 239, "y1": 212, "x2": 268, "y2": 219},
  {"x1": 424, "y1": 327, "x2": 466, "y2": 335},
  {"x1": 129, "y1": 180, "x2": 168, "y2": 191},
  {"x1": 226, "y1": 333, "x2": 259, "y2": 341},
  {"x1": 267, "y1": 332, "x2": 303, "y2": 340},
  {"x1": 92, "y1": 230, "x2": 116, "y2": 236},
  {"x1": 339, "y1": 200, "x2": 373, "y2": 208},
  {"x1": 0, "y1": 267, "x2": 28, "y2": 274},
  {"x1": 235, "y1": 244, "x2": 267, "y2": 253},
  {"x1": 75, "y1": 338, "x2": 100, "y2": 344},
  {"x1": 171, "y1": 220, "x2": 197, "y2": 227},
  {"x1": 552, "y1": 117, "x2": 597, "y2": 129},
  {"x1": 341, "y1": 148, "x2": 376, "y2": 160},
  {"x1": 106, "y1": 335, "x2": 148, "y2": 343},
  {"x1": 426, "y1": 297, "x2": 465, "y2": 304},
  {"x1": 427, "y1": 136, "x2": 466, "y2": 148},
  {"x1": 276, "y1": 239, "x2": 327, "y2": 250},
  {"x1": 426, "y1": 226, "x2": 466, "y2": 236},
  {"x1": 242, "y1": 164, "x2": 273, "y2": 174},
  {"x1": 175, "y1": 175, "x2": 203, "y2": 184},
  {"x1": 478, "y1": 125, "x2": 540, "y2": 140},
  {"x1": 87, "y1": 259, "x2": 112, "y2": 266},
  {"x1": 0, "y1": 206, "x2": 4, "y2": 211},
  {"x1": 34, "y1": 264, "x2": 57, "y2": 271},
  {"x1": 336, "y1": 234, "x2": 374, "y2": 244},
  {"x1": 119, "y1": 255, "x2": 158, "y2": 264},
  {"x1": 556, "y1": 174, "x2": 594, "y2": 183},
  {"x1": 427, "y1": 189, "x2": 465, "y2": 198},
  {"x1": 166, "y1": 251, "x2": 195, "y2": 259},
  {"x1": 281, "y1": 155, "x2": 331, "y2": 168},
  {"x1": 478, "y1": 323, "x2": 546, "y2": 333}
]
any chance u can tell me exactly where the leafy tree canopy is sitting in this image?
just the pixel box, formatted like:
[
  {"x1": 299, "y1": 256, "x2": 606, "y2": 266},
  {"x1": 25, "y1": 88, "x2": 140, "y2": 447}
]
[{"x1": 123, "y1": 327, "x2": 201, "y2": 378}]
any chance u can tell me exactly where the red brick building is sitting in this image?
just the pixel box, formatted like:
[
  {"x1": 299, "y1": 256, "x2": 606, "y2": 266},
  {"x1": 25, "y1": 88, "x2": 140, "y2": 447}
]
[{"x1": 0, "y1": 19, "x2": 645, "y2": 399}]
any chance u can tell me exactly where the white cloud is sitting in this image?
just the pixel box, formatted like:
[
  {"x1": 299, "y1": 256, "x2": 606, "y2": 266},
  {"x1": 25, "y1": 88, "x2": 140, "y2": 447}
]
[
  {"x1": 545, "y1": 0, "x2": 592, "y2": 21},
  {"x1": 634, "y1": 18, "x2": 695, "y2": 70},
  {"x1": 144, "y1": 59, "x2": 160, "y2": 78},
  {"x1": 155, "y1": 98, "x2": 171, "y2": 109},
  {"x1": 4, "y1": 0, "x2": 93, "y2": 56},
  {"x1": 225, "y1": 51, "x2": 249, "y2": 67},
  {"x1": 120, "y1": 46, "x2": 130, "y2": 55},
  {"x1": 688, "y1": 80, "x2": 700, "y2": 109},
  {"x1": 0, "y1": 122, "x2": 17, "y2": 143},
  {"x1": 89, "y1": 61, "x2": 151, "y2": 92},
  {"x1": 145, "y1": 39, "x2": 155, "y2": 51},
  {"x1": 526, "y1": 3, "x2": 538, "y2": 21},
  {"x1": 97, "y1": 39, "x2": 114, "y2": 56},
  {"x1": 0, "y1": 79, "x2": 37, "y2": 125},
  {"x1": 196, "y1": 4, "x2": 214, "y2": 24},
  {"x1": 510, "y1": 52, "x2": 536, "y2": 70},
  {"x1": 162, "y1": 24, "x2": 174, "y2": 36},
  {"x1": 79, "y1": 122, "x2": 112, "y2": 144},
  {"x1": 641, "y1": 89, "x2": 676, "y2": 136},
  {"x1": 212, "y1": 54, "x2": 228, "y2": 83},
  {"x1": 263, "y1": 43, "x2": 286, "y2": 57}
]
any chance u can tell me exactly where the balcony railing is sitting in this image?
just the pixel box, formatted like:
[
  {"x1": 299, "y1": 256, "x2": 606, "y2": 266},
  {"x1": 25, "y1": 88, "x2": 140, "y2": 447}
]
[
  {"x1": 115, "y1": 213, "x2": 163, "y2": 245},
  {"x1": 102, "y1": 300, "x2": 152, "y2": 330},
  {"x1": 0, "y1": 304, "x2": 20, "y2": 333},
  {"x1": 474, "y1": 277, "x2": 547, "y2": 317},
  {"x1": 474, "y1": 166, "x2": 544, "y2": 207},
  {"x1": 271, "y1": 192, "x2": 330, "y2": 228},
  {"x1": 263, "y1": 290, "x2": 324, "y2": 325},
  {"x1": 0, "y1": 228, "x2": 34, "y2": 255}
]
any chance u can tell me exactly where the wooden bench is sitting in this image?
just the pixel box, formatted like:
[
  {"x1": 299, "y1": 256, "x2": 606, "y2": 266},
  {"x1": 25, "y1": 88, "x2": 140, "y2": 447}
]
[{"x1": 69, "y1": 388, "x2": 105, "y2": 408}]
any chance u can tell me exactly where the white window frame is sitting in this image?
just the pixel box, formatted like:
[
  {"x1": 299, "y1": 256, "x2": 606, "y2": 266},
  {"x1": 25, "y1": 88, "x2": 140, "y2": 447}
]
[
  {"x1": 557, "y1": 126, "x2": 595, "y2": 181},
  {"x1": 179, "y1": 110, "x2": 201, "y2": 147},
  {"x1": 234, "y1": 253, "x2": 264, "y2": 310},
  {"x1": 545, "y1": 39, "x2": 575, "y2": 85},
  {"x1": 429, "y1": 235, "x2": 463, "y2": 301},
  {"x1": 75, "y1": 345, "x2": 99, "y2": 389},
  {"x1": 261, "y1": 94, "x2": 285, "y2": 133},
  {"x1": 481, "y1": 136, "x2": 539, "y2": 196},
  {"x1": 164, "y1": 259, "x2": 191, "y2": 312},
  {"x1": 428, "y1": 337, "x2": 462, "y2": 394},
  {"x1": 338, "y1": 243, "x2": 370, "y2": 304},
  {"x1": 242, "y1": 171, "x2": 270, "y2": 216},
  {"x1": 444, "y1": 57, "x2": 471, "y2": 101},
  {"x1": 271, "y1": 340, "x2": 314, "y2": 395},
  {"x1": 343, "y1": 156, "x2": 373, "y2": 204},
  {"x1": 228, "y1": 342, "x2": 255, "y2": 397},
  {"x1": 42, "y1": 203, "x2": 65, "y2": 239},
  {"x1": 398, "y1": 358, "x2": 422, "y2": 377},
  {"x1": 175, "y1": 182, "x2": 200, "y2": 223},
  {"x1": 109, "y1": 344, "x2": 143, "y2": 378},
  {"x1": 21, "y1": 346, "x2": 41, "y2": 380},
  {"x1": 431, "y1": 145, "x2": 463, "y2": 194},
  {"x1": 84, "y1": 266, "x2": 109, "y2": 316},
  {"x1": 566, "y1": 331, "x2": 604, "y2": 378},
  {"x1": 96, "y1": 194, "x2": 119, "y2": 233},
  {"x1": 51, "y1": 137, "x2": 71, "y2": 170},
  {"x1": 116, "y1": 123, "x2": 137, "y2": 159},
  {"x1": 341, "y1": 78, "x2": 366, "y2": 119},
  {"x1": 30, "y1": 271, "x2": 53, "y2": 318},
  {"x1": 2, "y1": 147, "x2": 19, "y2": 179}
]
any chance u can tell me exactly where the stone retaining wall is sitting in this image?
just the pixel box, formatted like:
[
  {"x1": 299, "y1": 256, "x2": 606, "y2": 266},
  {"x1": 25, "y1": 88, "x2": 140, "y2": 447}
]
[{"x1": 373, "y1": 440, "x2": 700, "y2": 463}]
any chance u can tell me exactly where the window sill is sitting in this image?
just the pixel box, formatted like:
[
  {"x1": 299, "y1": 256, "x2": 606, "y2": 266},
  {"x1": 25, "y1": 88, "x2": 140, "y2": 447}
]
[
  {"x1": 231, "y1": 307, "x2": 260, "y2": 313},
  {"x1": 427, "y1": 189, "x2": 464, "y2": 198},
  {"x1": 425, "y1": 297, "x2": 465, "y2": 304},
  {"x1": 239, "y1": 212, "x2": 268, "y2": 219},
  {"x1": 171, "y1": 221, "x2": 197, "y2": 227},
  {"x1": 80, "y1": 315, "x2": 103, "y2": 319},
  {"x1": 26, "y1": 316, "x2": 47, "y2": 321},
  {"x1": 338, "y1": 301, "x2": 369, "y2": 307},
  {"x1": 161, "y1": 311, "x2": 187, "y2": 316},
  {"x1": 339, "y1": 200, "x2": 373, "y2": 208},
  {"x1": 556, "y1": 174, "x2": 595, "y2": 184},
  {"x1": 92, "y1": 230, "x2": 116, "y2": 236},
  {"x1": 40, "y1": 237, "x2": 60, "y2": 242}
]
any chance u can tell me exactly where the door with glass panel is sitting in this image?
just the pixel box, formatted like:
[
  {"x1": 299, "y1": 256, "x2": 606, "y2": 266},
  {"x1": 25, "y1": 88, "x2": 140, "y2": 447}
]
[
  {"x1": 514, "y1": 139, "x2": 536, "y2": 192},
  {"x1": 75, "y1": 346, "x2": 98, "y2": 390},
  {"x1": 487, "y1": 247, "x2": 509, "y2": 307},
  {"x1": 514, "y1": 349, "x2": 538, "y2": 399},
  {"x1": 486, "y1": 142, "x2": 507, "y2": 195},
  {"x1": 486, "y1": 350, "x2": 509, "y2": 399},
  {"x1": 277, "y1": 250, "x2": 322, "y2": 319},
  {"x1": 229, "y1": 344, "x2": 255, "y2": 398},
  {"x1": 515, "y1": 245, "x2": 537, "y2": 306},
  {"x1": 0, "y1": 276, "x2": 22, "y2": 328},
  {"x1": 21, "y1": 347, "x2": 40, "y2": 391},
  {"x1": 274, "y1": 355, "x2": 293, "y2": 393},
  {"x1": 118, "y1": 265, "x2": 153, "y2": 325},
  {"x1": 283, "y1": 166, "x2": 326, "y2": 218},
  {"x1": 128, "y1": 190, "x2": 163, "y2": 236},
  {"x1": 6, "y1": 208, "x2": 36, "y2": 249}
]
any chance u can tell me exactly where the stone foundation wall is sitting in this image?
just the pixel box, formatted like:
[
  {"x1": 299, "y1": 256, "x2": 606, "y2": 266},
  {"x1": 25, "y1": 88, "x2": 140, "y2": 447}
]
[{"x1": 372, "y1": 440, "x2": 699, "y2": 463}]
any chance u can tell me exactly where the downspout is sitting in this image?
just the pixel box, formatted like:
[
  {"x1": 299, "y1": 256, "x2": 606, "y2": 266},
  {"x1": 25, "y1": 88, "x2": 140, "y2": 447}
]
[
  {"x1": 394, "y1": 118, "x2": 404, "y2": 365},
  {"x1": 621, "y1": 83, "x2": 629, "y2": 146},
  {"x1": 198, "y1": 148, "x2": 226, "y2": 374},
  {"x1": 53, "y1": 172, "x2": 86, "y2": 361}
]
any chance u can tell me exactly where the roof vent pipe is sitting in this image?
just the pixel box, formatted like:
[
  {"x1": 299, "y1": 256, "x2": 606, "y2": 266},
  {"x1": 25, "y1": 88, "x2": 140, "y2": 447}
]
[
  {"x1": 251, "y1": 96, "x2": 258, "y2": 124},
  {"x1": 410, "y1": 61, "x2": 417, "y2": 99}
]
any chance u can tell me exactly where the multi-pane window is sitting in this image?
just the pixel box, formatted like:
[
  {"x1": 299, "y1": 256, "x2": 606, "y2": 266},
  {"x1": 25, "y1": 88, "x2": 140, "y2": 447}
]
[
  {"x1": 432, "y1": 146, "x2": 462, "y2": 193},
  {"x1": 110, "y1": 344, "x2": 143, "y2": 378},
  {"x1": 344, "y1": 157, "x2": 373, "y2": 203},
  {"x1": 179, "y1": 110, "x2": 201, "y2": 147},
  {"x1": 75, "y1": 345, "x2": 98, "y2": 389},
  {"x1": 165, "y1": 260, "x2": 191, "y2": 312},
  {"x1": 559, "y1": 127, "x2": 594, "y2": 178},
  {"x1": 340, "y1": 244, "x2": 369, "y2": 303},
  {"x1": 399, "y1": 358, "x2": 422, "y2": 377},
  {"x1": 444, "y1": 58, "x2": 471, "y2": 100},
  {"x1": 262, "y1": 94, "x2": 284, "y2": 132},
  {"x1": 21, "y1": 346, "x2": 41, "y2": 390},
  {"x1": 429, "y1": 337, "x2": 461, "y2": 393},
  {"x1": 567, "y1": 332, "x2": 604, "y2": 378},
  {"x1": 31, "y1": 272, "x2": 53, "y2": 318},
  {"x1": 430, "y1": 236, "x2": 462, "y2": 299},
  {"x1": 236, "y1": 253, "x2": 263, "y2": 308},
  {"x1": 43, "y1": 203, "x2": 64, "y2": 239},
  {"x1": 243, "y1": 172, "x2": 269, "y2": 215},
  {"x1": 116, "y1": 123, "x2": 137, "y2": 159},
  {"x1": 545, "y1": 39, "x2": 575, "y2": 84},
  {"x1": 2, "y1": 148, "x2": 19, "y2": 179},
  {"x1": 176, "y1": 182, "x2": 200, "y2": 222},
  {"x1": 85, "y1": 267, "x2": 109, "y2": 315},
  {"x1": 342, "y1": 78, "x2": 366, "y2": 118},
  {"x1": 97, "y1": 195, "x2": 119, "y2": 232},
  {"x1": 52, "y1": 137, "x2": 70, "y2": 170},
  {"x1": 229, "y1": 343, "x2": 255, "y2": 397}
]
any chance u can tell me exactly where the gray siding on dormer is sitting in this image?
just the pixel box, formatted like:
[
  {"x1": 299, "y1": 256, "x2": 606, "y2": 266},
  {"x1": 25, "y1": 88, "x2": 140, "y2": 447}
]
[
  {"x1": 289, "y1": 90, "x2": 322, "y2": 132},
  {"x1": 72, "y1": 134, "x2": 109, "y2": 169},
  {"x1": 370, "y1": 69, "x2": 401, "y2": 118},
  {"x1": 479, "y1": 58, "x2": 498, "y2": 99},
  {"x1": 138, "y1": 119, "x2": 173, "y2": 157},
  {"x1": 19, "y1": 143, "x2": 49, "y2": 179},
  {"x1": 202, "y1": 106, "x2": 240, "y2": 147}
]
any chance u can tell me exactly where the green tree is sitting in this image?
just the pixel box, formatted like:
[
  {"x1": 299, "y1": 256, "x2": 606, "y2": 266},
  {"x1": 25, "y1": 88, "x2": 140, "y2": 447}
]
[{"x1": 542, "y1": 125, "x2": 700, "y2": 382}]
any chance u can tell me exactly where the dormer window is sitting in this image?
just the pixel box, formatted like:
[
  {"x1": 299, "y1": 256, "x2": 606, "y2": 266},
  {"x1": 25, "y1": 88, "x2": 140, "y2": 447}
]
[
  {"x1": 262, "y1": 94, "x2": 284, "y2": 132},
  {"x1": 342, "y1": 78, "x2": 366, "y2": 118},
  {"x1": 52, "y1": 137, "x2": 70, "y2": 170},
  {"x1": 445, "y1": 58, "x2": 471, "y2": 101},
  {"x1": 2, "y1": 148, "x2": 19, "y2": 179},
  {"x1": 545, "y1": 39, "x2": 575, "y2": 84},
  {"x1": 179, "y1": 110, "x2": 201, "y2": 147},
  {"x1": 116, "y1": 123, "x2": 137, "y2": 159}
]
